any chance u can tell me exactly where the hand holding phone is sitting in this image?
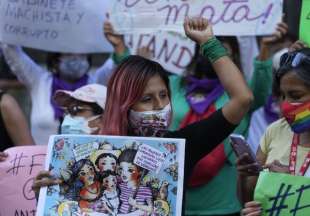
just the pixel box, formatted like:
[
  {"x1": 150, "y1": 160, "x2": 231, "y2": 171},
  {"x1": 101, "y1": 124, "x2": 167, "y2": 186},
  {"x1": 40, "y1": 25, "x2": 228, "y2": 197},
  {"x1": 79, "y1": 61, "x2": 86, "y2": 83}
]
[{"x1": 230, "y1": 134, "x2": 262, "y2": 173}]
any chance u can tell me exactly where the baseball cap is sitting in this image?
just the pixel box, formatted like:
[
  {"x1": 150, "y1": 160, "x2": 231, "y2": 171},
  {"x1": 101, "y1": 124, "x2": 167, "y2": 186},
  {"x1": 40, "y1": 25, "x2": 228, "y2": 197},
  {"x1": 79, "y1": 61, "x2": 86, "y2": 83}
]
[{"x1": 54, "y1": 84, "x2": 107, "y2": 110}]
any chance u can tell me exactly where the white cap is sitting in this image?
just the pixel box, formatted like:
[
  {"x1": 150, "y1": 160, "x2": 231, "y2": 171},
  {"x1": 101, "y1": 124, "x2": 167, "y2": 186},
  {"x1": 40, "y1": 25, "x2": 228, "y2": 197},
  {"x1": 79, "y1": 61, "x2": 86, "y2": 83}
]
[{"x1": 54, "y1": 84, "x2": 107, "y2": 110}]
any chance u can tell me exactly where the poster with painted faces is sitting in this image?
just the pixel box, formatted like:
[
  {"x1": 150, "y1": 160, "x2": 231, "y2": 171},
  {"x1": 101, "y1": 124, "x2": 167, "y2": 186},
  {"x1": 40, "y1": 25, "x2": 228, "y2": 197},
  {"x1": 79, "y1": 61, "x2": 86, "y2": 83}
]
[{"x1": 36, "y1": 135, "x2": 185, "y2": 216}]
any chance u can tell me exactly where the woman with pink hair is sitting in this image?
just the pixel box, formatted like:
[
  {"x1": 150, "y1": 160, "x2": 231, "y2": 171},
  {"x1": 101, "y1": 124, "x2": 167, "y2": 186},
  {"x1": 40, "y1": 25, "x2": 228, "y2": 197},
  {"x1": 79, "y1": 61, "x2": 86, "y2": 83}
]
[{"x1": 99, "y1": 17, "x2": 253, "y2": 214}]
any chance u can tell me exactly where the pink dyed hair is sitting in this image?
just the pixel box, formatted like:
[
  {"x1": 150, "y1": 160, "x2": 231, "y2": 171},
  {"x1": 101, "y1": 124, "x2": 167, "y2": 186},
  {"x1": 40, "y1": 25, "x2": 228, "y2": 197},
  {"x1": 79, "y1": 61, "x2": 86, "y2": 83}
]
[{"x1": 100, "y1": 55, "x2": 170, "y2": 136}]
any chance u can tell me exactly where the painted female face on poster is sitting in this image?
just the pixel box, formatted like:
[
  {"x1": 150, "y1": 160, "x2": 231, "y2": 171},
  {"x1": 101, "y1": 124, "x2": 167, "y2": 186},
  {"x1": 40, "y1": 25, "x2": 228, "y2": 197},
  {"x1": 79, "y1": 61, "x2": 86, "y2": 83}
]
[
  {"x1": 119, "y1": 161, "x2": 140, "y2": 183},
  {"x1": 78, "y1": 163, "x2": 95, "y2": 185},
  {"x1": 96, "y1": 154, "x2": 118, "y2": 173}
]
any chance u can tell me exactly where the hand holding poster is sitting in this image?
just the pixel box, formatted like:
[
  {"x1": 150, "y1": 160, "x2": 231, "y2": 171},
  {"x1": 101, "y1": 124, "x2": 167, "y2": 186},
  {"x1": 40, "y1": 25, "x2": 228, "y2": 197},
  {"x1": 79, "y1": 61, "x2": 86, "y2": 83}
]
[
  {"x1": 109, "y1": 0, "x2": 283, "y2": 36},
  {"x1": 37, "y1": 135, "x2": 185, "y2": 216},
  {"x1": 254, "y1": 171, "x2": 310, "y2": 216},
  {"x1": 0, "y1": 146, "x2": 47, "y2": 216}
]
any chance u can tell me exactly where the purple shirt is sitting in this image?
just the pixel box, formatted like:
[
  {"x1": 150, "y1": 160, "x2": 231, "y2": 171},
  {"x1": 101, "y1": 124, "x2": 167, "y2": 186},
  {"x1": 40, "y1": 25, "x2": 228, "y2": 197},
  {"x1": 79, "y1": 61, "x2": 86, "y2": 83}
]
[{"x1": 119, "y1": 182, "x2": 152, "y2": 214}]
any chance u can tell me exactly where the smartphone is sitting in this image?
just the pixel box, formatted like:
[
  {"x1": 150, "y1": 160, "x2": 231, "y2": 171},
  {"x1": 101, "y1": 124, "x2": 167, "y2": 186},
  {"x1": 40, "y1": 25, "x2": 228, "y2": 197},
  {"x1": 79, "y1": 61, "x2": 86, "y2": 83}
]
[{"x1": 229, "y1": 134, "x2": 262, "y2": 171}]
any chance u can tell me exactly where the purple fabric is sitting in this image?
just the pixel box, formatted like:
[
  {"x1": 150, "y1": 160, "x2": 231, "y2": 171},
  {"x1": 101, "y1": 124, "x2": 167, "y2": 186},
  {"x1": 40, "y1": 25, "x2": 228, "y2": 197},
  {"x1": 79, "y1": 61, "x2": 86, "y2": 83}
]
[
  {"x1": 263, "y1": 95, "x2": 279, "y2": 124},
  {"x1": 185, "y1": 76, "x2": 224, "y2": 114},
  {"x1": 51, "y1": 74, "x2": 89, "y2": 119}
]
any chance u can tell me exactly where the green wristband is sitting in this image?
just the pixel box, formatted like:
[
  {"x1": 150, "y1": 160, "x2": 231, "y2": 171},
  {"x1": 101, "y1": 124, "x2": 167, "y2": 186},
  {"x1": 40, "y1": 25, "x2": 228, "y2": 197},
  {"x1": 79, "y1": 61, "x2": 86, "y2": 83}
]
[
  {"x1": 200, "y1": 37, "x2": 228, "y2": 63},
  {"x1": 112, "y1": 47, "x2": 130, "y2": 65}
]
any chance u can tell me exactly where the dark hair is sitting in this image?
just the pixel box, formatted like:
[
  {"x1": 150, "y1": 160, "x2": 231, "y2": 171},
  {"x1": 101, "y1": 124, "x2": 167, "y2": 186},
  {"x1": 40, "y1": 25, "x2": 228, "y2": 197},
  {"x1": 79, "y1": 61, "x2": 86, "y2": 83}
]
[
  {"x1": 64, "y1": 159, "x2": 98, "y2": 200},
  {"x1": 101, "y1": 170, "x2": 117, "y2": 180},
  {"x1": 118, "y1": 149, "x2": 137, "y2": 164},
  {"x1": 273, "y1": 48, "x2": 310, "y2": 97},
  {"x1": 184, "y1": 36, "x2": 240, "y2": 82},
  {"x1": 101, "y1": 55, "x2": 170, "y2": 135},
  {"x1": 70, "y1": 159, "x2": 97, "y2": 182},
  {"x1": 95, "y1": 153, "x2": 118, "y2": 169},
  {"x1": 118, "y1": 148, "x2": 147, "y2": 174}
]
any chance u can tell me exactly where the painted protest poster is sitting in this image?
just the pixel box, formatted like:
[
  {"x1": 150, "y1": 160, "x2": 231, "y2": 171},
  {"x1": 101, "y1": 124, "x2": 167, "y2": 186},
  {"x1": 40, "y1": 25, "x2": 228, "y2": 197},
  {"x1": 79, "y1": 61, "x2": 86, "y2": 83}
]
[
  {"x1": 125, "y1": 32, "x2": 195, "y2": 75},
  {"x1": 0, "y1": 146, "x2": 47, "y2": 216},
  {"x1": 0, "y1": 0, "x2": 113, "y2": 53},
  {"x1": 109, "y1": 0, "x2": 283, "y2": 36},
  {"x1": 254, "y1": 171, "x2": 310, "y2": 216},
  {"x1": 36, "y1": 135, "x2": 185, "y2": 216},
  {"x1": 300, "y1": 0, "x2": 310, "y2": 46}
]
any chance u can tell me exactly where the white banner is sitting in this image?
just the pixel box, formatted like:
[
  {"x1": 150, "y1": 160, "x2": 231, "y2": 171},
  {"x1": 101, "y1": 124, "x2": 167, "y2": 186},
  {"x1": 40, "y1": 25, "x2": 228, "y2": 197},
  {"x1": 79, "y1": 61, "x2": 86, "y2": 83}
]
[
  {"x1": 0, "y1": 0, "x2": 113, "y2": 53},
  {"x1": 109, "y1": 0, "x2": 283, "y2": 36},
  {"x1": 126, "y1": 32, "x2": 195, "y2": 75}
]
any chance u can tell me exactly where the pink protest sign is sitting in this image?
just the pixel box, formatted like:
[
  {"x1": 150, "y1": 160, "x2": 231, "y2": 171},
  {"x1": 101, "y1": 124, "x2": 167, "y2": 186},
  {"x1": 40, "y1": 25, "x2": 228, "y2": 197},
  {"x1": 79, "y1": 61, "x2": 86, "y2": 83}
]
[{"x1": 0, "y1": 146, "x2": 47, "y2": 216}]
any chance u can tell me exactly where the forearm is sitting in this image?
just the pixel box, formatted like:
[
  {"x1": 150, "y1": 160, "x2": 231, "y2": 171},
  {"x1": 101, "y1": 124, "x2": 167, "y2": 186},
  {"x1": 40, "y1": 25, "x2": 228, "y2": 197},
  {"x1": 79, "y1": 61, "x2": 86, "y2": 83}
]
[
  {"x1": 201, "y1": 38, "x2": 253, "y2": 124},
  {"x1": 237, "y1": 174, "x2": 258, "y2": 204},
  {"x1": 257, "y1": 43, "x2": 271, "y2": 61},
  {"x1": 249, "y1": 59, "x2": 273, "y2": 111},
  {"x1": 1, "y1": 94, "x2": 35, "y2": 145}
]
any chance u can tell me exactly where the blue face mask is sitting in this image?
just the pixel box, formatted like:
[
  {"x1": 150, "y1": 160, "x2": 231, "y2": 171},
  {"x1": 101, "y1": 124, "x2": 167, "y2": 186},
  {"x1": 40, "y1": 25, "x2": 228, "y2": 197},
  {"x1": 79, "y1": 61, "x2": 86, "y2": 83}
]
[{"x1": 61, "y1": 115, "x2": 100, "y2": 134}]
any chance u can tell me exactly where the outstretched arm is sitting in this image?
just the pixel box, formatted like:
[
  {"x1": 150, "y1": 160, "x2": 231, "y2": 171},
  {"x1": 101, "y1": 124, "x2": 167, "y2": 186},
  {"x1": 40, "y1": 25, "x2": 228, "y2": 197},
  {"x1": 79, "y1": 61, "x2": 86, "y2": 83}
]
[
  {"x1": 94, "y1": 18, "x2": 130, "y2": 85},
  {"x1": 184, "y1": 17, "x2": 253, "y2": 124}
]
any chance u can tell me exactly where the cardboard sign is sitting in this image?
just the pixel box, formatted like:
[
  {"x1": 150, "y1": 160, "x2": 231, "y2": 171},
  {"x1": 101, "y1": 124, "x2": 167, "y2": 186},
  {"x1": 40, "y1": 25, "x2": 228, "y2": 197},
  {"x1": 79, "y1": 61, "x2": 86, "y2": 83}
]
[
  {"x1": 109, "y1": 0, "x2": 283, "y2": 36},
  {"x1": 254, "y1": 171, "x2": 310, "y2": 216},
  {"x1": 0, "y1": 146, "x2": 47, "y2": 216},
  {"x1": 125, "y1": 32, "x2": 195, "y2": 75},
  {"x1": 300, "y1": 0, "x2": 310, "y2": 45},
  {"x1": 0, "y1": 0, "x2": 113, "y2": 53},
  {"x1": 37, "y1": 135, "x2": 185, "y2": 216}
]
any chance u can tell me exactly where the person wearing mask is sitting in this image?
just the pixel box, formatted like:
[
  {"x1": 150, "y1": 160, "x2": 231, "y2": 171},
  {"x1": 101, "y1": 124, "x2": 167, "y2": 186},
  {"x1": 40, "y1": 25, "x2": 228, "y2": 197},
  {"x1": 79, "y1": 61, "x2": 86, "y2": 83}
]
[
  {"x1": 33, "y1": 18, "x2": 254, "y2": 215},
  {"x1": 0, "y1": 90, "x2": 35, "y2": 161},
  {"x1": 54, "y1": 83, "x2": 107, "y2": 135},
  {"x1": 0, "y1": 24, "x2": 126, "y2": 145},
  {"x1": 32, "y1": 83, "x2": 106, "y2": 195},
  {"x1": 237, "y1": 44, "x2": 310, "y2": 210},
  {"x1": 246, "y1": 34, "x2": 294, "y2": 153}
]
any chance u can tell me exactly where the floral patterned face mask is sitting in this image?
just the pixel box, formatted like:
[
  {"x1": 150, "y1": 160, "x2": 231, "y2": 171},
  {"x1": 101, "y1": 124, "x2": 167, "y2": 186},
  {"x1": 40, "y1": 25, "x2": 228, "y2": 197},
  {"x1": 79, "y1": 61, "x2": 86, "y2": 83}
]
[{"x1": 128, "y1": 103, "x2": 172, "y2": 137}]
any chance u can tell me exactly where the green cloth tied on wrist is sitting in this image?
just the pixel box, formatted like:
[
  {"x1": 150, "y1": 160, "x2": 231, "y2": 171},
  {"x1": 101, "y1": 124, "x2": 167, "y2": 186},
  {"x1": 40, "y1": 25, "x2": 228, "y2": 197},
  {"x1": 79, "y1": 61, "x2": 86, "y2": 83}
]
[
  {"x1": 200, "y1": 37, "x2": 228, "y2": 63},
  {"x1": 112, "y1": 47, "x2": 130, "y2": 65}
]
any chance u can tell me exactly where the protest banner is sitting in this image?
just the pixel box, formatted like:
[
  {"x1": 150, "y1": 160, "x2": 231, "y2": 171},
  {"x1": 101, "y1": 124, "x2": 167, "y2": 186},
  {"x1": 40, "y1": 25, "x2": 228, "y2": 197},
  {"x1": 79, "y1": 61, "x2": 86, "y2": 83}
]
[
  {"x1": 37, "y1": 135, "x2": 185, "y2": 216},
  {"x1": 254, "y1": 171, "x2": 310, "y2": 216},
  {"x1": 0, "y1": 0, "x2": 113, "y2": 53},
  {"x1": 109, "y1": 0, "x2": 283, "y2": 36},
  {"x1": 125, "y1": 32, "x2": 195, "y2": 75},
  {"x1": 300, "y1": 0, "x2": 310, "y2": 45},
  {"x1": 0, "y1": 146, "x2": 47, "y2": 216}
]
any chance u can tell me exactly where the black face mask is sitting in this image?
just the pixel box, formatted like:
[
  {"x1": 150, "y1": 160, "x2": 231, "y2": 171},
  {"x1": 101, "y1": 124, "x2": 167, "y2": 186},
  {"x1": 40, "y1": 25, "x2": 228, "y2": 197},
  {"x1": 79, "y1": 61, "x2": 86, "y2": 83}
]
[{"x1": 193, "y1": 55, "x2": 218, "y2": 79}]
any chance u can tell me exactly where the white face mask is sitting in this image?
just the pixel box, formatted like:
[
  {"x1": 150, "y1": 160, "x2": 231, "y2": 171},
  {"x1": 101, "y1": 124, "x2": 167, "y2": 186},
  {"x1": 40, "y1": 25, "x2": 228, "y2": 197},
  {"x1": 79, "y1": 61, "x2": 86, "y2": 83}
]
[
  {"x1": 61, "y1": 115, "x2": 100, "y2": 134},
  {"x1": 128, "y1": 103, "x2": 172, "y2": 137},
  {"x1": 59, "y1": 56, "x2": 90, "y2": 80}
]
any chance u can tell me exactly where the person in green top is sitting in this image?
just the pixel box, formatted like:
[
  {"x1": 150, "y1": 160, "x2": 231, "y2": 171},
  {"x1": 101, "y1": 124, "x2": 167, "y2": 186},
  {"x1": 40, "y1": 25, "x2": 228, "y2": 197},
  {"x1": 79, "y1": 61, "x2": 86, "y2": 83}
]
[{"x1": 169, "y1": 22, "x2": 289, "y2": 216}]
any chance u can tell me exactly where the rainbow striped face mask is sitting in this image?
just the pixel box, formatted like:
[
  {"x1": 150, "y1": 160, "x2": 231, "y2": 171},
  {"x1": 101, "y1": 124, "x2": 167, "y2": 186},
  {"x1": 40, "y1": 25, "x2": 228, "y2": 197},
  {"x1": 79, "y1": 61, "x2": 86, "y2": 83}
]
[{"x1": 281, "y1": 101, "x2": 310, "y2": 133}]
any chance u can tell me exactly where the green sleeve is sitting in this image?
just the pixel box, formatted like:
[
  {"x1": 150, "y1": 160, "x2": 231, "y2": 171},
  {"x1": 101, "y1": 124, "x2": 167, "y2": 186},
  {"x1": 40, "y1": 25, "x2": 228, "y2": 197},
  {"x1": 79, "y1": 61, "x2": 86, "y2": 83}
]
[
  {"x1": 248, "y1": 58, "x2": 273, "y2": 112},
  {"x1": 111, "y1": 48, "x2": 130, "y2": 65}
]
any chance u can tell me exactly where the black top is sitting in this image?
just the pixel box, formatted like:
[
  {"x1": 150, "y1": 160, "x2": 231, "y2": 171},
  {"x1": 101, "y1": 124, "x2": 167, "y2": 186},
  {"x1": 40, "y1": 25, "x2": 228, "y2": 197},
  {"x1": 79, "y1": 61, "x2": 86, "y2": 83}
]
[
  {"x1": 164, "y1": 109, "x2": 236, "y2": 215},
  {"x1": 165, "y1": 109, "x2": 236, "y2": 181},
  {"x1": 0, "y1": 92, "x2": 14, "y2": 151}
]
